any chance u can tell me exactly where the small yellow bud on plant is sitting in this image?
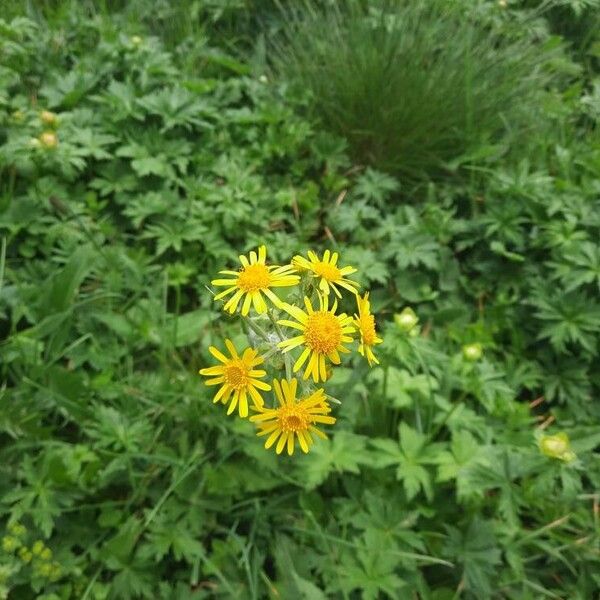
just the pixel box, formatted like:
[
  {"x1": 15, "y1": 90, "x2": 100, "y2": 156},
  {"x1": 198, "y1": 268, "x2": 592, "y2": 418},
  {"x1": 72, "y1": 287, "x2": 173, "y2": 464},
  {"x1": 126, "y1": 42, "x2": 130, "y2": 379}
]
[
  {"x1": 539, "y1": 432, "x2": 576, "y2": 462},
  {"x1": 462, "y1": 343, "x2": 483, "y2": 361},
  {"x1": 394, "y1": 307, "x2": 419, "y2": 332},
  {"x1": 40, "y1": 110, "x2": 57, "y2": 126},
  {"x1": 32, "y1": 540, "x2": 45, "y2": 555},
  {"x1": 2, "y1": 536, "x2": 17, "y2": 552},
  {"x1": 40, "y1": 547, "x2": 52, "y2": 561},
  {"x1": 39, "y1": 131, "x2": 58, "y2": 148},
  {"x1": 18, "y1": 547, "x2": 32, "y2": 563},
  {"x1": 8, "y1": 522, "x2": 26, "y2": 537}
]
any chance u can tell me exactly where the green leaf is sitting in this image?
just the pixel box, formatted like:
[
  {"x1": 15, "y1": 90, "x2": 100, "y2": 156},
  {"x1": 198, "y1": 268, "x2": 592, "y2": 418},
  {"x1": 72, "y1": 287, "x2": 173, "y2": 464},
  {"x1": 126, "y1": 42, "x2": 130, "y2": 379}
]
[{"x1": 298, "y1": 431, "x2": 368, "y2": 490}]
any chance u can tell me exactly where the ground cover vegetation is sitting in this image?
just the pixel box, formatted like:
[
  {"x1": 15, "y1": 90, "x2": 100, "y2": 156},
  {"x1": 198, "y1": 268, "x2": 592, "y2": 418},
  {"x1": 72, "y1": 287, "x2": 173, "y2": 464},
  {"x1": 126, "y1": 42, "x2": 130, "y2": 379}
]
[{"x1": 0, "y1": 0, "x2": 599, "y2": 598}]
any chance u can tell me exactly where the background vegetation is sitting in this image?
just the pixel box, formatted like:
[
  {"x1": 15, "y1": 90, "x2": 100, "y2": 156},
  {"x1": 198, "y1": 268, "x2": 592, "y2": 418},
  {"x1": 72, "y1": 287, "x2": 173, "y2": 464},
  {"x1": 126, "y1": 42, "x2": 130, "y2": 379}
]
[{"x1": 0, "y1": 0, "x2": 599, "y2": 598}]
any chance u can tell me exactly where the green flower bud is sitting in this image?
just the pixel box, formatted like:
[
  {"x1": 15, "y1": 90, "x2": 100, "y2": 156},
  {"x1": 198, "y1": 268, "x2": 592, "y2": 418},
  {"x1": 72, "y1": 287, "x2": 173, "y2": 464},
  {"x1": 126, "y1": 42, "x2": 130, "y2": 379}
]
[
  {"x1": 37, "y1": 562, "x2": 53, "y2": 577},
  {"x1": 32, "y1": 540, "x2": 45, "y2": 555},
  {"x1": 8, "y1": 523, "x2": 26, "y2": 538},
  {"x1": 394, "y1": 307, "x2": 419, "y2": 332},
  {"x1": 50, "y1": 563, "x2": 62, "y2": 581},
  {"x1": 1, "y1": 537, "x2": 17, "y2": 553},
  {"x1": 18, "y1": 547, "x2": 32, "y2": 563},
  {"x1": 40, "y1": 110, "x2": 58, "y2": 126},
  {"x1": 462, "y1": 343, "x2": 483, "y2": 361},
  {"x1": 39, "y1": 131, "x2": 58, "y2": 149},
  {"x1": 40, "y1": 547, "x2": 52, "y2": 561},
  {"x1": 539, "y1": 432, "x2": 576, "y2": 462}
]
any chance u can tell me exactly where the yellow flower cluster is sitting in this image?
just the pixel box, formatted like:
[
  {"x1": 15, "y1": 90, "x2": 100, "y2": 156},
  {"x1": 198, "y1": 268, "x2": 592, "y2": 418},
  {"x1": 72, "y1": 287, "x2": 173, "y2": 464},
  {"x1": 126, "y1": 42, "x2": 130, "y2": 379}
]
[{"x1": 199, "y1": 246, "x2": 383, "y2": 455}]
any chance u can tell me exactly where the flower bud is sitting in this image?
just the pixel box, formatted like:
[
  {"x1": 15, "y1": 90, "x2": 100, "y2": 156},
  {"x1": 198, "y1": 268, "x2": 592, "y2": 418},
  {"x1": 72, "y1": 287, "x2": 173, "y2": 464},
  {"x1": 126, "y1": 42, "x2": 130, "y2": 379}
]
[
  {"x1": 40, "y1": 547, "x2": 52, "y2": 561},
  {"x1": 39, "y1": 131, "x2": 58, "y2": 148},
  {"x1": 40, "y1": 110, "x2": 57, "y2": 126},
  {"x1": 2, "y1": 536, "x2": 17, "y2": 552},
  {"x1": 32, "y1": 540, "x2": 45, "y2": 555},
  {"x1": 18, "y1": 547, "x2": 32, "y2": 563},
  {"x1": 462, "y1": 343, "x2": 483, "y2": 361},
  {"x1": 394, "y1": 307, "x2": 419, "y2": 332},
  {"x1": 539, "y1": 432, "x2": 576, "y2": 462},
  {"x1": 131, "y1": 35, "x2": 143, "y2": 46},
  {"x1": 8, "y1": 522, "x2": 26, "y2": 537},
  {"x1": 50, "y1": 562, "x2": 62, "y2": 581}
]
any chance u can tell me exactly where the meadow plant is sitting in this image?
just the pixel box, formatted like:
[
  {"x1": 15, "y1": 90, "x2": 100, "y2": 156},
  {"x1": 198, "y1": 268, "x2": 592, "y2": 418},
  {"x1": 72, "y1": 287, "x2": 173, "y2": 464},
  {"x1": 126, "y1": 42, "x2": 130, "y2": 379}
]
[{"x1": 273, "y1": 0, "x2": 563, "y2": 179}]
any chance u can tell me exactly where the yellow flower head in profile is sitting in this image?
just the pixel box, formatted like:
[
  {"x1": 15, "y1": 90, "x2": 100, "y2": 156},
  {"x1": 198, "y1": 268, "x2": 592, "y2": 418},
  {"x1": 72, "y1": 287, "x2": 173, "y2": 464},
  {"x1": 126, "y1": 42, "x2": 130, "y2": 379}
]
[
  {"x1": 211, "y1": 245, "x2": 299, "y2": 316},
  {"x1": 293, "y1": 250, "x2": 359, "y2": 297},
  {"x1": 278, "y1": 293, "x2": 355, "y2": 382},
  {"x1": 199, "y1": 339, "x2": 271, "y2": 417},
  {"x1": 355, "y1": 292, "x2": 383, "y2": 366},
  {"x1": 250, "y1": 378, "x2": 335, "y2": 455}
]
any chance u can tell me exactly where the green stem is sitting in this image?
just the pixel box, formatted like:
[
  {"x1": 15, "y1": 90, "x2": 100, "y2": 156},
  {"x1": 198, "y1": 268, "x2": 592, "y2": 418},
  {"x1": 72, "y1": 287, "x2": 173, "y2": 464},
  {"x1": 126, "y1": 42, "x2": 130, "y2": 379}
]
[
  {"x1": 267, "y1": 308, "x2": 292, "y2": 381},
  {"x1": 0, "y1": 236, "x2": 6, "y2": 296},
  {"x1": 244, "y1": 316, "x2": 271, "y2": 342}
]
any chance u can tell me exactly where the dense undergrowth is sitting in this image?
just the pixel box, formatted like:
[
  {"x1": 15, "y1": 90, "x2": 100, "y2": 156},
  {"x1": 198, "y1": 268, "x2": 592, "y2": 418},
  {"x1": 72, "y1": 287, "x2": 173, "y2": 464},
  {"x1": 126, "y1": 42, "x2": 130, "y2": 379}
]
[{"x1": 0, "y1": 1, "x2": 599, "y2": 598}]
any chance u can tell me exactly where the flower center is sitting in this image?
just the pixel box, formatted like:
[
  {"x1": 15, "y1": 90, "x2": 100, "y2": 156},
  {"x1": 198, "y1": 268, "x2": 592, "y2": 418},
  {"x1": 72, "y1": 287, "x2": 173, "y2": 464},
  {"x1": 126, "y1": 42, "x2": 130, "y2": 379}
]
[
  {"x1": 304, "y1": 311, "x2": 342, "y2": 354},
  {"x1": 278, "y1": 407, "x2": 310, "y2": 432},
  {"x1": 237, "y1": 263, "x2": 271, "y2": 292},
  {"x1": 312, "y1": 261, "x2": 341, "y2": 282},
  {"x1": 224, "y1": 362, "x2": 248, "y2": 389},
  {"x1": 359, "y1": 314, "x2": 377, "y2": 346}
]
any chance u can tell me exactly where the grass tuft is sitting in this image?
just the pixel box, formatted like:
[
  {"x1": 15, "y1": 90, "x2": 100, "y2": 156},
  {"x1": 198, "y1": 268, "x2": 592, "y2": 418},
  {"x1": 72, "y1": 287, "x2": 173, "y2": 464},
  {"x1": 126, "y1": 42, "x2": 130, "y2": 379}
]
[{"x1": 273, "y1": 0, "x2": 564, "y2": 180}]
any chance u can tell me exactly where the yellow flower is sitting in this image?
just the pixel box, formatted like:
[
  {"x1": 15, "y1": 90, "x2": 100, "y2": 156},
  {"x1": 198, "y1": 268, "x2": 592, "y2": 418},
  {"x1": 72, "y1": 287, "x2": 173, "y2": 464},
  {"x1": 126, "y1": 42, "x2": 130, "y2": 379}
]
[
  {"x1": 278, "y1": 293, "x2": 355, "y2": 382},
  {"x1": 293, "y1": 250, "x2": 359, "y2": 297},
  {"x1": 199, "y1": 339, "x2": 271, "y2": 417},
  {"x1": 211, "y1": 245, "x2": 299, "y2": 316},
  {"x1": 354, "y1": 292, "x2": 382, "y2": 366},
  {"x1": 250, "y1": 378, "x2": 335, "y2": 455}
]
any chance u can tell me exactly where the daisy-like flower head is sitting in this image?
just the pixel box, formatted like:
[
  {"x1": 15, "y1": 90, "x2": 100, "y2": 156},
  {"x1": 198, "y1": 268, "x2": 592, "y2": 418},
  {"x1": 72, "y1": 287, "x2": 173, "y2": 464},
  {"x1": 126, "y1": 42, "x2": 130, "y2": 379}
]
[
  {"x1": 250, "y1": 378, "x2": 335, "y2": 455},
  {"x1": 199, "y1": 339, "x2": 271, "y2": 418},
  {"x1": 278, "y1": 292, "x2": 355, "y2": 382},
  {"x1": 354, "y1": 292, "x2": 383, "y2": 366},
  {"x1": 211, "y1": 245, "x2": 299, "y2": 316},
  {"x1": 293, "y1": 250, "x2": 359, "y2": 298}
]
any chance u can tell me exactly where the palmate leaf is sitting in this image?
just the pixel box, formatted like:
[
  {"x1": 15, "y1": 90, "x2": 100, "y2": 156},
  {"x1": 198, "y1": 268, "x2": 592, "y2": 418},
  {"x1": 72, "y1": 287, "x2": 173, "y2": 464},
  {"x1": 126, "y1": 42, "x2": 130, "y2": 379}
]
[
  {"x1": 69, "y1": 128, "x2": 119, "y2": 160},
  {"x1": 532, "y1": 290, "x2": 600, "y2": 354},
  {"x1": 370, "y1": 423, "x2": 443, "y2": 501},
  {"x1": 337, "y1": 531, "x2": 406, "y2": 600},
  {"x1": 443, "y1": 518, "x2": 502, "y2": 599},
  {"x1": 141, "y1": 220, "x2": 208, "y2": 255},
  {"x1": 141, "y1": 521, "x2": 204, "y2": 564},
  {"x1": 551, "y1": 242, "x2": 600, "y2": 292},
  {"x1": 434, "y1": 430, "x2": 491, "y2": 501},
  {"x1": 353, "y1": 167, "x2": 400, "y2": 205},
  {"x1": 137, "y1": 87, "x2": 214, "y2": 132},
  {"x1": 297, "y1": 431, "x2": 368, "y2": 490},
  {"x1": 388, "y1": 226, "x2": 440, "y2": 270},
  {"x1": 342, "y1": 247, "x2": 388, "y2": 284},
  {"x1": 111, "y1": 560, "x2": 155, "y2": 600}
]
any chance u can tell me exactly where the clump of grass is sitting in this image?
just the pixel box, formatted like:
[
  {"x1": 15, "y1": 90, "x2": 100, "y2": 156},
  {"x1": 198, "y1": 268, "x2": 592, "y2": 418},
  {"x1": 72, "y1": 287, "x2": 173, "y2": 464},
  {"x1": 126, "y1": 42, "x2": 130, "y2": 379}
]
[{"x1": 273, "y1": 0, "x2": 563, "y2": 180}]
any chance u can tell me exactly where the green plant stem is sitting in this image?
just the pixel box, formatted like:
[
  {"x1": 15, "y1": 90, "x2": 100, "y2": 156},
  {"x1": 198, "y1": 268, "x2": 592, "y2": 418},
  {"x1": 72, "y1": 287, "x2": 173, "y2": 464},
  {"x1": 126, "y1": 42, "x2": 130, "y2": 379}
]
[{"x1": 267, "y1": 307, "x2": 293, "y2": 381}]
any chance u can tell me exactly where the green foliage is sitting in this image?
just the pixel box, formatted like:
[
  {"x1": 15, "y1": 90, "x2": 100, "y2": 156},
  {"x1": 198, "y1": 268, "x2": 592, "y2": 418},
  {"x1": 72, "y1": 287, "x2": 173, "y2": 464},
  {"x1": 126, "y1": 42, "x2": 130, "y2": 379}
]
[
  {"x1": 272, "y1": 0, "x2": 567, "y2": 180},
  {"x1": 0, "y1": 1, "x2": 599, "y2": 599}
]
